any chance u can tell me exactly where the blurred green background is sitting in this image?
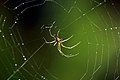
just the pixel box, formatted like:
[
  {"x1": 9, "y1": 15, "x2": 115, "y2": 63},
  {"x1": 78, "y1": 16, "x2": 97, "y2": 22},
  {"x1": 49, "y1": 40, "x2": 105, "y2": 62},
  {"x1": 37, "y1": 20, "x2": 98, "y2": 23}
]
[{"x1": 0, "y1": 0, "x2": 120, "y2": 80}]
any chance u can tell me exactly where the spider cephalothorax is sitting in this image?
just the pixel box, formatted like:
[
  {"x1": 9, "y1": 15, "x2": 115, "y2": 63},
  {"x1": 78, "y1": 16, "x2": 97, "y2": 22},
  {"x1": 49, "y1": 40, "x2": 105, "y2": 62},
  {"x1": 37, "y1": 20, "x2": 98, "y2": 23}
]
[{"x1": 43, "y1": 22, "x2": 81, "y2": 58}]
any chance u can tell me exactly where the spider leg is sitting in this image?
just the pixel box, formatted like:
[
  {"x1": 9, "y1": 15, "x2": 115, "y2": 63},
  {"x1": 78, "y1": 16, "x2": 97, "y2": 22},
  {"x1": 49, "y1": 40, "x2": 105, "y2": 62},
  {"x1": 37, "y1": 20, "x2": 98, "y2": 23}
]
[
  {"x1": 53, "y1": 42, "x2": 57, "y2": 46},
  {"x1": 61, "y1": 35, "x2": 73, "y2": 43},
  {"x1": 48, "y1": 21, "x2": 56, "y2": 37},
  {"x1": 43, "y1": 37, "x2": 56, "y2": 44},
  {"x1": 49, "y1": 27, "x2": 54, "y2": 37},
  {"x1": 57, "y1": 43, "x2": 79, "y2": 58},
  {"x1": 61, "y1": 41, "x2": 81, "y2": 49},
  {"x1": 56, "y1": 29, "x2": 60, "y2": 37}
]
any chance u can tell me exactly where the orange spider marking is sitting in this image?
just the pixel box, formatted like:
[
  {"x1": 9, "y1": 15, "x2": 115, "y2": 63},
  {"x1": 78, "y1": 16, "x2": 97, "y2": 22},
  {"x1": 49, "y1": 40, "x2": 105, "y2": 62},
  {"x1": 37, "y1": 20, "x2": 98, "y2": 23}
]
[{"x1": 56, "y1": 37, "x2": 61, "y2": 43}]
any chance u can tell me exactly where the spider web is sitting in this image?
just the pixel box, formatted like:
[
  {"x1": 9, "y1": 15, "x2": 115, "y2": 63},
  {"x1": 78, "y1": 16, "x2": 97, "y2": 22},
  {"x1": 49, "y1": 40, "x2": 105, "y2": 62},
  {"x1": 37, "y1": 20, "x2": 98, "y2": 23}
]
[{"x1": 0, "y1": 0, "x2": 120, "y2": 80}]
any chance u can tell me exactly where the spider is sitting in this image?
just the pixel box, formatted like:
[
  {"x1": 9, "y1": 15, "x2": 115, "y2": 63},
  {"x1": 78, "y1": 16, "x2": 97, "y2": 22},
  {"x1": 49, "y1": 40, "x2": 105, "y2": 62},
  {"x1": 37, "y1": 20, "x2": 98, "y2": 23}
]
[{"x1": 43, "y1": 22, "x2": 81, "y2": 58}]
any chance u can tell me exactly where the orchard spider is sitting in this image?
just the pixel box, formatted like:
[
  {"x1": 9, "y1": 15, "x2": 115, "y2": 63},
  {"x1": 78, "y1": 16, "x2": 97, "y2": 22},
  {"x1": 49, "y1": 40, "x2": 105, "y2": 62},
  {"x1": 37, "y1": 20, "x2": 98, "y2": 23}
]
[{"x1": 43, "y1": 22, "x2": 81, "y2": 58}]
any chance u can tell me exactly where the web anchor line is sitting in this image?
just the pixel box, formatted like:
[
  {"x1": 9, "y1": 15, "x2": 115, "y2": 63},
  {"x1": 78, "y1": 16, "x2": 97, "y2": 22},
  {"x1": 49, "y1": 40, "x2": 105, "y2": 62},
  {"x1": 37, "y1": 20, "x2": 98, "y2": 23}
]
[{"x1": 7, "y1": 42, "x2": 45, "y2": 80}]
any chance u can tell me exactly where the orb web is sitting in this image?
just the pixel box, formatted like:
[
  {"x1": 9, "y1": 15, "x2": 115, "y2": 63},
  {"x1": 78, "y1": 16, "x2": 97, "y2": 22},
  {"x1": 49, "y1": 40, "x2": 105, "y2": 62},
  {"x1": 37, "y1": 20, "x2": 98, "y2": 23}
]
[{"x1": 0, "y1": 0, "x2": 120, "y2": 80}]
